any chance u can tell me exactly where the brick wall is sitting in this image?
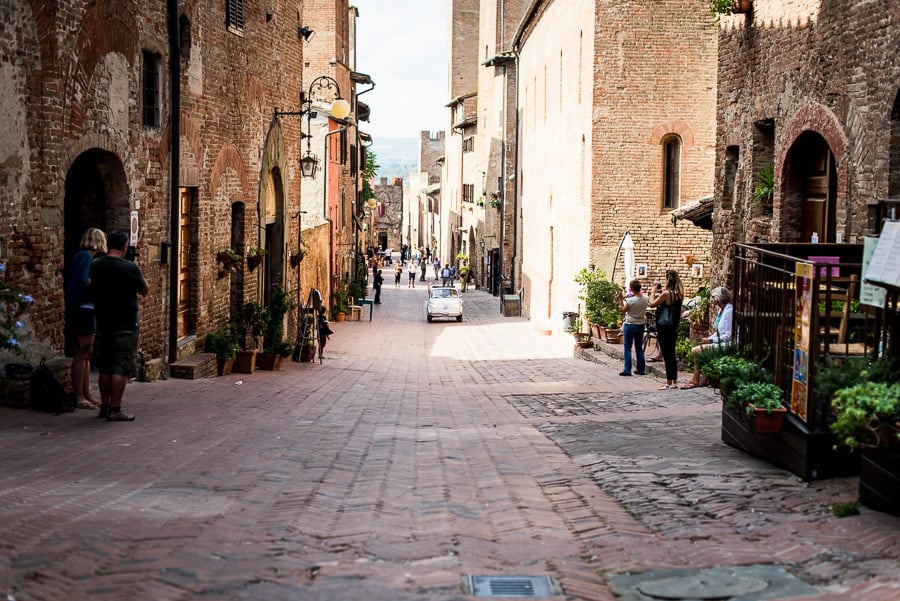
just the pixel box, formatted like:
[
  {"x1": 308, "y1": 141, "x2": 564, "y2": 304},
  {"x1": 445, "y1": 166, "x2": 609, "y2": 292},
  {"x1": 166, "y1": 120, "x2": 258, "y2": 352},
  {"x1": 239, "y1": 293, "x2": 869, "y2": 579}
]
[
  {"x1": 713, "y1": 0, "x2": 900, "y2": 288},
  {"x1": 0, "y1": 0, "x2": 312, "y2": 368}
]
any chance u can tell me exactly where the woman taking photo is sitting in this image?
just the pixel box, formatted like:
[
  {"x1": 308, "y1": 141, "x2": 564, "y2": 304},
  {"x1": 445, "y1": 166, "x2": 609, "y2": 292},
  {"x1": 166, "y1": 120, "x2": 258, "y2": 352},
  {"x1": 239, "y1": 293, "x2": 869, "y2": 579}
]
[{"x1": 648, "y1": 269, "x2": 684, "y2": 390}]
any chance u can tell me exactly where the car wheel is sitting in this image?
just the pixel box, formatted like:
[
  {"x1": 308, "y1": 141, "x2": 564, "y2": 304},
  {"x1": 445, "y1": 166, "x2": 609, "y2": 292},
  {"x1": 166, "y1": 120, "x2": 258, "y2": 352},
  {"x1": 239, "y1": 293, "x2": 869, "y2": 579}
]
[
  {"x1": 456, "y1": 315, "x2": 462, "y2": 322},
  {"x1": 427, "y1": 315, "x2": 433, "y2": 322}
]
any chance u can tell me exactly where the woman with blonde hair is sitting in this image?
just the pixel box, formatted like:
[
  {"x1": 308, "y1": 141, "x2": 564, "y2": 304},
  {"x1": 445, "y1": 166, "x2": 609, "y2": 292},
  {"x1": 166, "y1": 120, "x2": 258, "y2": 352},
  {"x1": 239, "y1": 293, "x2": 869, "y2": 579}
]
[
  {"x1": 66, "y1": 227, "x2": 107, "y2": 410},
  {"x1": 648, "y1": 269, "x2": 685, "y2": 389}
]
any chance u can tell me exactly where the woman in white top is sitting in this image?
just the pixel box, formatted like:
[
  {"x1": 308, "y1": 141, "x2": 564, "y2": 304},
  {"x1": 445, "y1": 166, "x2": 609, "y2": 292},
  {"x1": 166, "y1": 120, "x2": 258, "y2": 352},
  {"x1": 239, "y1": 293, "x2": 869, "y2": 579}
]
[
  {"x1": 618, "y1": 279, "x2": 650, "y2": 376},
  {"x1": 683, "y1": 286, "x2": 734, "y2": 389}
]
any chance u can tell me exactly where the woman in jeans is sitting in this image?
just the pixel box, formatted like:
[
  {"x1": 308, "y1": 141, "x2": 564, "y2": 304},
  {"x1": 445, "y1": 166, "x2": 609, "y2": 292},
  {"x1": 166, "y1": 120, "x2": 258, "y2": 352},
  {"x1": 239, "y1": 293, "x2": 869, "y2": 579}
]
[
  {"x1": 618, "y1": 279, "x2": 649, "y2": 376},
  {"x1": 648, "y1": 269, "x2": 684, "y2": 389}
]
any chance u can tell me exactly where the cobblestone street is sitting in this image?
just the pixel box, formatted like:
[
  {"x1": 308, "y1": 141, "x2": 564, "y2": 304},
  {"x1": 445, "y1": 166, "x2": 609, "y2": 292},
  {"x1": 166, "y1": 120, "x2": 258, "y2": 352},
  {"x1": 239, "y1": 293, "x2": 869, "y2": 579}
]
[{"x1": 1, "y1": 282, "x2": 898, "y2": 600}]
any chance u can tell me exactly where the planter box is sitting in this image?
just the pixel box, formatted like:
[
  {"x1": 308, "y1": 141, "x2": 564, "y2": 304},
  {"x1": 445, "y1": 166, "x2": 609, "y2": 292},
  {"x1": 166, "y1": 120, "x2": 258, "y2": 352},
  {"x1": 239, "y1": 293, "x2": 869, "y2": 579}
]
[
  {"x1": 216, "y1": 357, "x2": 234, "y2": 376},
  {"x1": 233, "y1": 350, "x2": 257, "y2": 374},
  {"x1": 256, "y1": 353, "x2": 283, "y2": 371},
  {"x1": 859, "y1": 425, "x2": 900, "y2": 516},
  {"x1": 721, "y1": 403, "x2": 858, "y2": 480}
]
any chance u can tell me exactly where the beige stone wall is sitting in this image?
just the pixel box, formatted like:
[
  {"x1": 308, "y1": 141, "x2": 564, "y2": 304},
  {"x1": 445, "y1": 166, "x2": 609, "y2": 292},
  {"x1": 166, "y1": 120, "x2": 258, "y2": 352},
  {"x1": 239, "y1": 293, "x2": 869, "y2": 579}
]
[{"x1": 516, "y1": 0, "x2": 595, "y2": 332}]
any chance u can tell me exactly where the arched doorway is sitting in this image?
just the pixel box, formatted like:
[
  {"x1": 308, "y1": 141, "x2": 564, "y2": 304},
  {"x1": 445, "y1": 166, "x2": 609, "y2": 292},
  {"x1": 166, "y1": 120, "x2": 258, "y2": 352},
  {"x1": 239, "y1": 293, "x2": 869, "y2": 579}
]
[
  {"x1": 782, "y1": 132, "x2": 837, "y2": 243},
  {"x1": 63, "y1": 149, "x2": 129, "y2": 352},
  {"x1": 262, "y1": 168, "x2": 285, "y2": 305}
]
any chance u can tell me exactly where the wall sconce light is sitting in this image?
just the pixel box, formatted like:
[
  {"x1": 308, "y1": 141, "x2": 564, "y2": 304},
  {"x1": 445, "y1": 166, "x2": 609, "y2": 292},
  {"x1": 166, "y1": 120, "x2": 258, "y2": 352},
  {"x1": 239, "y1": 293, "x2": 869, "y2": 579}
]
[
  {"x1": 366, "y1": 197, "x2": 377, "y2": 210},
  {"x1": 298, "y1": 27, "x2": 314, "y2": 42}
]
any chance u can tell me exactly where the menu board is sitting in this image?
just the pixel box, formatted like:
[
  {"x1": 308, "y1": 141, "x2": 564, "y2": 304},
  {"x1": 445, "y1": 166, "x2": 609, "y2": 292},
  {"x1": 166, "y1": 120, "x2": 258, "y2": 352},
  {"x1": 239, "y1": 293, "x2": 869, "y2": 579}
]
[
  {"x1": 790, "y1": 262, "x2": 813, "y2": 423},
  {"x1": 864, "y1": 221, "x2": 900, "y2": 290},
  {"x1": 860, "y1": 236, "x2": 888, "y2": 308}
]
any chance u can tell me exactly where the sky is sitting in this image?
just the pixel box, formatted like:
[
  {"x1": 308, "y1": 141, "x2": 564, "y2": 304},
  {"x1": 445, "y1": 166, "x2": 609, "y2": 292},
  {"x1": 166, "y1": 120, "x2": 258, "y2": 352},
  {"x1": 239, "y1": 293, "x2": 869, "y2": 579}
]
[{"x1": 353, "y1": 0, "x2": 448, "y2": 140}]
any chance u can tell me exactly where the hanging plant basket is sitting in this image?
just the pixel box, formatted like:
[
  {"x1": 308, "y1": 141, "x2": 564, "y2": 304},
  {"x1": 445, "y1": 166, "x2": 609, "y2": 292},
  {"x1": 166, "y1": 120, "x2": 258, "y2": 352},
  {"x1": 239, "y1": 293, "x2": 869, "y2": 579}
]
[{"x1": 247, "y1": 255, "x2": 262, "y2": 271}]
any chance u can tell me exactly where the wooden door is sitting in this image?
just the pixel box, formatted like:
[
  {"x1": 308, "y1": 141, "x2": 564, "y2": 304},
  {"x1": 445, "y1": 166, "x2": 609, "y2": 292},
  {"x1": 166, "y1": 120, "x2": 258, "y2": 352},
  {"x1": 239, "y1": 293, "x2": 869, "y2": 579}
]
[
  {"x1": 801, "y1": 147, "x2": 833, "y2": 242},
  {"x1": 177, "y1": 188, "x2": 192, "y2": 338}
]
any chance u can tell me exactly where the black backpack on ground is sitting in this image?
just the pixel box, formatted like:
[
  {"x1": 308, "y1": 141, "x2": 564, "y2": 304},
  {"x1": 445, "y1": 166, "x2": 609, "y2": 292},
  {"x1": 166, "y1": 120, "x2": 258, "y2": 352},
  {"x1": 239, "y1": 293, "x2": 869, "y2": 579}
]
[{"x1": 29, "y1": 360, "x2": 75, "y2": 415}]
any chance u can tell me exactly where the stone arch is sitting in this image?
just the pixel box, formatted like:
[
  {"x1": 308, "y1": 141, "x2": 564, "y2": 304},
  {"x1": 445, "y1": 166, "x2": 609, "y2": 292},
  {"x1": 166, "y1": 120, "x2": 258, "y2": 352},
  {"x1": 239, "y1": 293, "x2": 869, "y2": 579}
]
[
  {"x1": 63, "y1": 2, "x2": 140, "y2": 137},
  {"x1": 259, "y1": 121, "x2": 290, "y2": 296},
  {"x1": 648, "y1": 120, "x2": 696, "y2": 147},
  {"x1": 889, "y1": 90, "x2": 900, "y2": 198},
  {"x1": 775, "y1": 102, "x2": 848, "y2": 242},
  {"x1": 62, "y1": 148, "x2": 130, "y2": 347},
  {"x1": 209, "y1": 144, "x2": 250, "y2": 200}
]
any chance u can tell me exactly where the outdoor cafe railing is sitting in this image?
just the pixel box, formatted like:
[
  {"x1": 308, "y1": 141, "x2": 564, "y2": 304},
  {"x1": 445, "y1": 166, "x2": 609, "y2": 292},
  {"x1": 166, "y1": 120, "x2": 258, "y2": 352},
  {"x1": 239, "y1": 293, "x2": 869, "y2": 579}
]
[{"x1": 733, "y1": 242, "x2": 883, "y2": 431}]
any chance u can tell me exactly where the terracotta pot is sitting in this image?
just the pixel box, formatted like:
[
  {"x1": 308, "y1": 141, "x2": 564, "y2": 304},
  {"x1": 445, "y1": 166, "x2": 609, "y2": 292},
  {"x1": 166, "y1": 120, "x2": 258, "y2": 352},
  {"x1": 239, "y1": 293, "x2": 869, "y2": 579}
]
[
  {"x1": 749, "y1": 405, "x2": 787, "y2": 434},
  {"x1": 216, "y1": 357, "x2": 234, "y2": 376},
  {"x1": 334, "y1": 312, "x2": 346, "y2": 322},
  {"x1": 590, "y1": 323, "x2": 602, "y2": 339},
  {"x1": 233, "y1": 350, "x2": 257, "y2": 374},
  {"x1": 256, "y1": 353, "x2": 282, "y2": 371}
]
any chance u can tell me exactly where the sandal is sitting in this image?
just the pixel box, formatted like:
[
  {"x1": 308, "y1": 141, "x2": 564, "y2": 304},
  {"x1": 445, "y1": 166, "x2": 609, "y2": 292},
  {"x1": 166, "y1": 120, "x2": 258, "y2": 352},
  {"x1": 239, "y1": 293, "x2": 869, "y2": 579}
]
[
  {"x1": 76, "y1": 399, "x2": 98, "y2": 410},
  {"x1": 681, "y1": 381, "x2": 704, "y2": 390}
]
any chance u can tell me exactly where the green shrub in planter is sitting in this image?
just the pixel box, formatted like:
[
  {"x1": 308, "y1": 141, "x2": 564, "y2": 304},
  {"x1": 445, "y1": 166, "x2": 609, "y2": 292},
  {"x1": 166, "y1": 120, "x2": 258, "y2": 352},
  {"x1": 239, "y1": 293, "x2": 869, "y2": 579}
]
[
  {"x1": 697, "y1": 343, "x2": 738, "y2": 382},
  {"x1": 204, "y1": 325, "x2": 239, "y2": 360},
  {"x1": 730, "y1": 381, "x2": 784, "y2": 415},
  {"x1": 831, "y1": 381, "x2": 900, "y2": 450},
  {"x1": 575, "y1": 267, "x2": 622, "y2": 328}
]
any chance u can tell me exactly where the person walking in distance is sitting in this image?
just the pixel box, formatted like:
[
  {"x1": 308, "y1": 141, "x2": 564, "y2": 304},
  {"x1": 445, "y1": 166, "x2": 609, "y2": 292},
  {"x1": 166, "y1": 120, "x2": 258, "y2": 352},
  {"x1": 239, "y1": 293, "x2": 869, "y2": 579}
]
[
  {"x1": 373, "y1": 269, "x2": 384, "y2": 304},
  {"x1": 88, "y1": 230, "x2": 149, "y2": 420},
  {"x1": 408, "y1": 259, "x2": 417, "y2": 288},
  {"x1": 419, "y1": 258, "x2": 427, "y2": 282},
  {"x1": 648, "y1": 269, "x2": 684, "y2": 390},
  {"x1": 433, "y1": 258, "x2": 441, "y2": 281},
  {"x1": 65, "y1": 227, "x2": 107, "y2": 411},
  {"x1": 394, "y1": 261, "x2": 403, "y2": 287}
]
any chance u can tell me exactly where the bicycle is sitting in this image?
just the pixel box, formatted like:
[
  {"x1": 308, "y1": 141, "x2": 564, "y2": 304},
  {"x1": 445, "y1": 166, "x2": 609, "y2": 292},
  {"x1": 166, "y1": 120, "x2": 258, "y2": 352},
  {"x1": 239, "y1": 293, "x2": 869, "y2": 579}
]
[{"x1": 643, "y1": 309, "x2": 659, "y2": 355}]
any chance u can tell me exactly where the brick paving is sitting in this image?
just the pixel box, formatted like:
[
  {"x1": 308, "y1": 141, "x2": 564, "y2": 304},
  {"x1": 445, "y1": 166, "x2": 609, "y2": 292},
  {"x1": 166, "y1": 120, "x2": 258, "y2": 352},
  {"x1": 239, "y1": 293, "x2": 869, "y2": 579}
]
[{"x1": 1, "y1": 280, "x2": 898, "y2": 600}]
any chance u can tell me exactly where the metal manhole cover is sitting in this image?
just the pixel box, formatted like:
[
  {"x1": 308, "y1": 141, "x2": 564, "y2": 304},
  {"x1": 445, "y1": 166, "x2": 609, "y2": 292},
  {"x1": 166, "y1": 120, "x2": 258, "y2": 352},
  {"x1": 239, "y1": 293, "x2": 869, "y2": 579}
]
[
  {"x1": 607, "y1": 565, "x2": 819, "y2": 601},
  {"x1": 465, "y1": 575, "x2": 558, "y2": 598},
  {"x1": 637, "y1": 573, "x2": 769, "y2": 599}
]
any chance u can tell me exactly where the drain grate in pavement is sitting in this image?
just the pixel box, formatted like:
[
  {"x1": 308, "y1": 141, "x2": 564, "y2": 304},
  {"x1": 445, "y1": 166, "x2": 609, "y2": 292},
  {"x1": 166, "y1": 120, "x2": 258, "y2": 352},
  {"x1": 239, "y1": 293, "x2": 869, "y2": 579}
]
[
  {"x1": 607, "y1": 565, "x2": 819, "y2": 600},
  {"x1": 465, "y1": 574, "x2": 558, "y2": 598}
]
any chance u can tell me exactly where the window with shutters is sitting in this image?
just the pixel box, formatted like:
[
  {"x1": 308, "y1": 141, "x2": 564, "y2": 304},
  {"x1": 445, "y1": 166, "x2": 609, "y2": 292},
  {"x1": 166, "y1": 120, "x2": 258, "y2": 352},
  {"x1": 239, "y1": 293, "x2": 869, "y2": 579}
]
[
  {"x1": 662, "y1": 135, "x2": 681, "y2": 210},
  {"x1": 226, "y1": 0, "x2": 244, "y2": 33},
  {"x1": 142, "y1": 51, "x2": 161, "y2": 129}
]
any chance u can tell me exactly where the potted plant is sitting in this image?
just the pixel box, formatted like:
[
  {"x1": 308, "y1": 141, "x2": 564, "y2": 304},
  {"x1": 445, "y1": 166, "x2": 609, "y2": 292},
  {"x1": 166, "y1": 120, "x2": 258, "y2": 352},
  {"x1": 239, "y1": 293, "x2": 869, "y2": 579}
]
[
  {"x1": 752, "y1": 163, "x2": 775, "y2": 210},
  {"x1": 697, "y1": 343, "x2": 738, "y2": 388},
  {"x1": 258, "y1": 286, "x2": 296, "y2": 370},
  {"x1": 216, "y1": 249, "x2": 244, "y2": 277},
  {"x1": 331, "y1": 281, "x2": 351, "y2": 322},
  {"x1": 231, "y1": 301, "x2": 265, "y2": 373},
  {"x1": 709, "y1": 0, "x2": 751, "y2": 15},
  {"x1": 730, "y1": 381, "x2": 787, "y2": 433},
  {"x1": 246, "y1": 247, "x2": 267, "y2": 271},
  {"x1": 204, "y1": 325, "x2": 239, "y2": 376},
  {"x1": 575, "y1": 267, "x2": 622, "y2": 341}
]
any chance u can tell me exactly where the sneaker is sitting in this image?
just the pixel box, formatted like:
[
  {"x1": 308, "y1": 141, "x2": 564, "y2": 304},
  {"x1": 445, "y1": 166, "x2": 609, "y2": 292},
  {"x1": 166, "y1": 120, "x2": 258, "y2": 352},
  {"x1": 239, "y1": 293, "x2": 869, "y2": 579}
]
[
  {"x1": 106, "y1": 410, "x2": 135, "y2": 422},
  {"x1": 619, "y1": 371, "x2": 631, "y2": 376}
]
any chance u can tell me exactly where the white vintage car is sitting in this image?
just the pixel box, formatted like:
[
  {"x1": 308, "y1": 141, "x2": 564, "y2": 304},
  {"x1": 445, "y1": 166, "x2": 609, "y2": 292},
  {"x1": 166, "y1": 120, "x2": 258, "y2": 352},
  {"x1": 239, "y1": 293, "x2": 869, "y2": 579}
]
[{"x1": 425, "y1": 286, "x2": 463, "y2": 322}]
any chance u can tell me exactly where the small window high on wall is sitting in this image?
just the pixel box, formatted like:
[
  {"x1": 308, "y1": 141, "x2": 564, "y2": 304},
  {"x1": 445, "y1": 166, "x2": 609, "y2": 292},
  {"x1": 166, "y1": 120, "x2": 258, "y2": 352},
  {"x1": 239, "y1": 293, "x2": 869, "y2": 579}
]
[
  {"x1": 662, "y1": 135, "x2": 681, "y2": 210},
  {"x1": 142, "y1": 51, "x2": 160, "y2": 129},
  {"x1": 226, "y1": 0, "x2": 244, "y2": 32}
]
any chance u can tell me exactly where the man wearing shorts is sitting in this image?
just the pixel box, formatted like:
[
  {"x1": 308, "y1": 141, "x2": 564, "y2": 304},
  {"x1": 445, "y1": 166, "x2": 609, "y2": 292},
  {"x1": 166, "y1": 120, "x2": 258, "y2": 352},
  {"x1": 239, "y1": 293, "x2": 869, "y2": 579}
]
[{"x1": 89, "y1": 230, "x2": 149, "y2": 421}]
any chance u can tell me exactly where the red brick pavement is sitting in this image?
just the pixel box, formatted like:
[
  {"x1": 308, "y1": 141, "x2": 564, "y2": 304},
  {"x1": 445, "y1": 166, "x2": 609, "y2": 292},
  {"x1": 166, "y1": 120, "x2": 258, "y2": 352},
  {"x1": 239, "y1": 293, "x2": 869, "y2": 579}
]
[{"x1": 0, "y1": 282, "x2": 898, "y2": 600}]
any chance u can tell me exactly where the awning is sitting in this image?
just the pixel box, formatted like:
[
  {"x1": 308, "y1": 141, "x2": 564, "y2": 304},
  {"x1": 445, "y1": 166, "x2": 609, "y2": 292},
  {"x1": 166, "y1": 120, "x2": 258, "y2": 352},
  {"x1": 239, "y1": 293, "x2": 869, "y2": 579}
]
[{"x1": 670, "y1": 195, "x2": 713, "y2": 230}]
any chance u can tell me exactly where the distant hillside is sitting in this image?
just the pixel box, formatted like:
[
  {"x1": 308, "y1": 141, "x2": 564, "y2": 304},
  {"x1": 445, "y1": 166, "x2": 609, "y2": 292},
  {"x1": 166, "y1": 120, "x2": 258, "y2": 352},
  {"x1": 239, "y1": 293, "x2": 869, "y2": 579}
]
[{"x1": 368, "y1": 136, "x2": 419, "y2": 182}]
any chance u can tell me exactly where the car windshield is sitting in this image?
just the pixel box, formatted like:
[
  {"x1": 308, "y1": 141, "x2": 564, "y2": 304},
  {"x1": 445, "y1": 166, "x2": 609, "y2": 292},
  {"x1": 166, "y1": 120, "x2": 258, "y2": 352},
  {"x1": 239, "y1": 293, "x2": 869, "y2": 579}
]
[{"x1": 431, "y1": 288, "x2": 458, "y2": 299}]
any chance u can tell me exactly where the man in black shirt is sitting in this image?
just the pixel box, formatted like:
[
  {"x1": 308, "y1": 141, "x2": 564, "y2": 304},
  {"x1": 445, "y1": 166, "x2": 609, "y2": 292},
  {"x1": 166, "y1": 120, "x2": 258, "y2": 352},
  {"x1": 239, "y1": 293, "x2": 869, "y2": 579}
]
[{"x1": 89, "y1": 230, "x2": 149, "y2": 421}]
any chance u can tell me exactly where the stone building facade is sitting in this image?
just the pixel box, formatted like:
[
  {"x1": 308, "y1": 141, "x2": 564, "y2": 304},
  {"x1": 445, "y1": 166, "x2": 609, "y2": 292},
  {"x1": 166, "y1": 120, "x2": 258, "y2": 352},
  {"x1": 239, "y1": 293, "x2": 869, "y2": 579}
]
[
  {"x1": 372, "y1": 177, "x2": 404, "y2": 252},
  {"x1": 0, "y1": 1, "x2": 357, "y2": 374},
  {"x1": 407, "y1": 131, "x2": 444, "y2": 257},
  {"x1": 712, "y1": 0, "x2": 900, "y2": 287},
  {"x1": 513, "y1": 0, "x2": 717, "y2": 334}
]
